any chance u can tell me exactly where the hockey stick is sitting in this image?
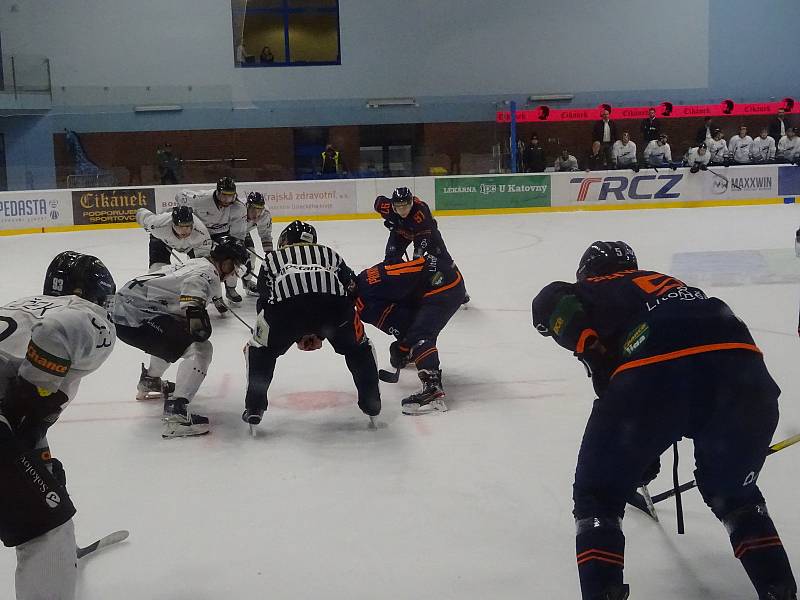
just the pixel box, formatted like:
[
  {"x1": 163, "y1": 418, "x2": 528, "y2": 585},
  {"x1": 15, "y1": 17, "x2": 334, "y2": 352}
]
[
  {"x1": 227, "y1": 306, "x2": 254, "y2": 335},
  {"x1": 77, "y1": 530, "x2": 129, "y2": 559},
  {"x1": 378, "y1": 367, "x2": 400, "y2": 383},
  {"x1": 707, "y1": 166, "x2": 743, "y2": 191},
  {"x1": 646, "y1": 433, "x2": 800, "y2": 506},
  {"x1": 247, "y1": 247, "x2": 265, "y2": 262}
]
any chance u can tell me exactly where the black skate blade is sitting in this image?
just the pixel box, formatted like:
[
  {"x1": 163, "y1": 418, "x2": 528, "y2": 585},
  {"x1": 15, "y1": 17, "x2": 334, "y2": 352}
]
[
  {"x1": 379, "y1": 368, "x2": 400, "y2": 383},
  {"x1": 627, "y1": 489, "x2": 658, "y2": 520}
]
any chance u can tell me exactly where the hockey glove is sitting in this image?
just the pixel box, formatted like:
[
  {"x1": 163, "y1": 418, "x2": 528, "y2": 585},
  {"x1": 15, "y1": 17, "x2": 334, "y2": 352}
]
[
  {"x1": 389, "y1": 341, "x2": 410, "y2": 369},
  {"x1": 383, "y1": 219, "x2": 396, "y2": 231},
  {"x1": 1, "y1": 377, "x2": 67, "y2": 449},
  {"x1": 186, "y1": 306, "x2": 212, "y2": 342}
]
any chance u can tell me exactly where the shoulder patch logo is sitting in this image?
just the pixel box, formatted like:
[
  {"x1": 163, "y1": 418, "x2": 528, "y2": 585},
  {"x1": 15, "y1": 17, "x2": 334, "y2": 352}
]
[{"x1": 622, "y1": 323, "x2": 650, "y2": 357}]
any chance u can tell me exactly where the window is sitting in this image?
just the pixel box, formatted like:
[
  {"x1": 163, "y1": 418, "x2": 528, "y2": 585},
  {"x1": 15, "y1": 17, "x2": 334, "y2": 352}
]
[{"x1": 231, "y1": 0, "x2": 340, "y2": 67}]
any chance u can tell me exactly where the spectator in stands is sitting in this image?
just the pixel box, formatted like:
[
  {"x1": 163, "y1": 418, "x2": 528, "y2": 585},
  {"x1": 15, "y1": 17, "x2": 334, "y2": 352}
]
[
  {"x1": 554, "y1": 148, "x2": 579, "y2": 172},
  {"x1": 643, "y1": 133, "x2": 672, "y2": 167},
  {"x1": 640, "y1": 107, "x2": 661, "y2": 145},
  {"x1": 592, "y1": 109, "x2": 617, "y2": 163},
  {"x1": 260, "y1": 46, "x2": 275, "y2": 64},
  {"x1": 729, "y1": 126, "x2": 754, "y2": 164},
  {"x1": 156, "y1": 143, "x2": 181, "y2": 185},
  {"x1": 777, "y1": 128, "x2": 800, "y2": 163},
  {"x1": 236, "y1": 42, "x2": 250, "y2": 66},
  {"x1": 584, "y1": 141, "x2": 608, "y2": 171},
  {"x1": 750, "y1": 127, "x2": 776, "y2": 163},
  {"x1": 321, "y1": 144, "x2": 344, "y2": 175},
  {"x1": 684, "y1": 142, "x2": 710, "y2": 172},
  {"x1": 768, "y1": 108, "x2": 792, "y2": 147},
  {"x1": 706, "y1": 128, "x2": 728, "y2": 165},
  {"x1": 523, "y1": 134, "x2": 547, "y2": 173},
  {"x1": 695, "y1": 116, "x2": 715, "y2": 145},
  {"x1": 611, "y1": 132, "x2": 637, "y2": 170}
]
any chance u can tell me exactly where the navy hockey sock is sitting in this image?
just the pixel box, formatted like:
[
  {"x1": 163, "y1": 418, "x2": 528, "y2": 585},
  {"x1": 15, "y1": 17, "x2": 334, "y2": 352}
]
[
  {"x1": 724, "y1": 504, "x2": 796, "y2": 597},
  {"x1": 575, "y1": 517, "x2": 626, "y2": 600}
]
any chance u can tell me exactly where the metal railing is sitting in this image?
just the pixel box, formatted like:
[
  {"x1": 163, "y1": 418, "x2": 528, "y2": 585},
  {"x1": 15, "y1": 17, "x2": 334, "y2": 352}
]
[{"x1": 0, "y1": 54, "x2": 52, "y2": 99}]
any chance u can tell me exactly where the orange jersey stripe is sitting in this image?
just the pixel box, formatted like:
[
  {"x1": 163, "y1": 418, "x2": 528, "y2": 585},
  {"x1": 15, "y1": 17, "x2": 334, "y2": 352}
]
[
  {"x1": 376, "y1": 304, "x2": 395, "y2": 329},
  {"x1": 423, "y1": 270, "x2": 463, "y2": 298},
  {"x1": 386, "y1": 265, "x2": 425, "y2": 275},
  {"x1": 612, "y1": 342, "x2": 762, "y2": 378}
]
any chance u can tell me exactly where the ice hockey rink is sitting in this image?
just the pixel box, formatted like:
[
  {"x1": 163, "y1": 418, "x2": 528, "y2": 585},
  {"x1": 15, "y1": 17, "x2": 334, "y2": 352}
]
[{"x1": 0, "y1": 204, "x2": 798, "y2": 599}]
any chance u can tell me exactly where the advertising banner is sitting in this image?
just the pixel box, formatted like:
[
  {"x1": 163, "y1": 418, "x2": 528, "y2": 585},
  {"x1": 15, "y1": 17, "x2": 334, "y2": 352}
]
[
  {"x1": 434, "y1": 175, "x2": 550, "y2": 210},
  {"x1": 701, "y1": 165, "x2": 778, "y2": 199},
  {"x1": 72, "y1": 188, "x2": 156, "y2": 226},
  {"x1": 497, "y1": 98, "x2": 797, "y2": 123},
  {"x1": 0, "y1": 190, "x2": 73, "y2": 231},
  {"x1": 156, "y1": 180, "x2": 357, "y2": 216},
  {"x1": 552, "y1": 170, "x2": 700, "y2": 204},
  {"x1": 778, "y1": 165, "x2": 800, "y2": 197}
]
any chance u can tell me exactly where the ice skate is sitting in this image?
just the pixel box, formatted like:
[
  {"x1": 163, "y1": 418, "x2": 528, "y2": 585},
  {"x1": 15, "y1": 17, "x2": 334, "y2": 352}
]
[
  {"x1": 162, "y1": 397, "x2": 210, "y2": 438},
  {"x1": 225, "y1": 286, "x2": 243, "y2": 303},
  {"x1": 243, "y1": 277, "x2": 259, "y2": 297},
  {"x1": 241, "y1": 407, "x2": 264, "y2": 426},
  {"x1": 401, "y1": 369, "x2": 447, "y2": 415},
  {"x1": 591, "y1": 585, "x2": 629, "y2": 600},
  {"x1": 136, "y1": 363, "x2": 175, "y2": 400},
  {"x1": 763, "y1": 586, "x2": 797, "y2": 600}
]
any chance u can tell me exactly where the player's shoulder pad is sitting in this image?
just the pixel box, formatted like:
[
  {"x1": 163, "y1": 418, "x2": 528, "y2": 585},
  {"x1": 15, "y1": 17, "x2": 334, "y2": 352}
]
[{"x1": 374, "y1": 196, "x2": 392, "y2": 215}]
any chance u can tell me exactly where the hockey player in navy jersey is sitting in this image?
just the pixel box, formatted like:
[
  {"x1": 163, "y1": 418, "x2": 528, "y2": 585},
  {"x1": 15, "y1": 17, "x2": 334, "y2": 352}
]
[
  {"x1": 354, "y1": 254, "x2": 465, "y2": 414},
  {"x1": 242, "y1": 221, "x2": 381, "y2": 428},
  {"x1": 0, "y1": 252, "x2": 116, "y2": 600},
  {"x1": 532, "y1": 241, "x2": 796, "y2": 600},
  {"x1": 375, "y1": 187, "x2": 469, "y2": 305}
]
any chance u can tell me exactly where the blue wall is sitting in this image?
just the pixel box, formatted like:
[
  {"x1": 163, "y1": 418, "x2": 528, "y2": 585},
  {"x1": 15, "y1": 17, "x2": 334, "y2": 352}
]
[{"x1": 1, "y1": 0, "x2": 799, "y2": 190}]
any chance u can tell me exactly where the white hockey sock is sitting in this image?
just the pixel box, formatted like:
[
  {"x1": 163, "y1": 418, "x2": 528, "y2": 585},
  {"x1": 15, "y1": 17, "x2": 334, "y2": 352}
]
[
  {"x1": 15, "y1": 519, "x2": 76, "y2": 600},
  {"x1": 146, "y1": 356, "x2": 170, "y2": 379},
  {"x1": 173, "y1": 341, "x2": 213, "y2": 401}
]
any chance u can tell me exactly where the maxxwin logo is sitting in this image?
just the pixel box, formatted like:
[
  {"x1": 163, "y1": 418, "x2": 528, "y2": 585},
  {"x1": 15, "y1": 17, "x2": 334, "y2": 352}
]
[
  {"x1": 570, "y1": 174, "x2": 683, "y2": 201},
  {"x1": 711, "y1": 173, "x2": 773, "y2": 195}
]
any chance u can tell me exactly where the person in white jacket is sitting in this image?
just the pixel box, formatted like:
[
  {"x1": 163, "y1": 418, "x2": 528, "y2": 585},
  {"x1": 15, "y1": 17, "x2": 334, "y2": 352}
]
[
  {"x1": 778, "y1": 128, "x2": 800, "y2": 163},
  {"x1": 136, "y1": 206, "x2": 212, "y2": 272},
  {"x1": 729, "y1": 126, "x2": 754, "y2": 164},
  {"x1": 611, "y1": 132, "x2": 638, "y2": 169},
  {"x1": 643, "y1": 134, "x2": 672, "y2": 167},
  {"x1": 750, "y1": 128, "x2": 776, "y2": 163},
  {"x1": 684, "y1": 142, "x2": 711, "y2": 172},
  {"x1": 705, "y1": 129, "x2": 728, "y2": 165}
]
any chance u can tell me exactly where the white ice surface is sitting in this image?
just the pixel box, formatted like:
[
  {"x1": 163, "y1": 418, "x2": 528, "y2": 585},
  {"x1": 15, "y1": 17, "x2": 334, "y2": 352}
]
[{"x1": 0, "y1": 205, "x2": 798, "y2": 599}]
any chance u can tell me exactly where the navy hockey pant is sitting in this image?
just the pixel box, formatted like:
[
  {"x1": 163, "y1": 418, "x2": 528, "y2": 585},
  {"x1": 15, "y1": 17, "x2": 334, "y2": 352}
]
[{"x1": 572, "y1": 350, "x2": 795, "y2": 598}]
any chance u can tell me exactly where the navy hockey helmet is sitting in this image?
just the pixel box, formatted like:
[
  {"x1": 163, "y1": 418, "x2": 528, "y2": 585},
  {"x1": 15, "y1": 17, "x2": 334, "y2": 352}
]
[
  {"x1": 216, "y1": 176, "x2": 237, "y2": 196},
  {"x1": 576, "y1": 241, "x2": 638, "y2": 281},
  {"x1": 390, "y1": 187, "x2": 413, "y2": 205},
  {"x1": 209, "y1": 235, "x2": 248, "y2": 265},
  {"x1": 278, "y1": 220, "x2": 317, "y2": 248},
  {"x1": 44, "y1": 251, "x2": 116, "y2": 307},
  {"x1": 246, "y1": 191, "x2": 266, "y2": 209},
  {"x1": 171, "y1": 205, "x2": 194, "y2": 227}
]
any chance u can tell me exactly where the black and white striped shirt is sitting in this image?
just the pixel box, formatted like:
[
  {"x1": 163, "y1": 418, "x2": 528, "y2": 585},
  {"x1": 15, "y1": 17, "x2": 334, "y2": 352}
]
[{"x1": 258, "y1": 244, "x2": 349, "y2": 304}]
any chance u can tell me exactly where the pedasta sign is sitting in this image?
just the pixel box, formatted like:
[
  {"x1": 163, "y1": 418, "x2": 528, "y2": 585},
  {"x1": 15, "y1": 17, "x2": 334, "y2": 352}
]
[
  {"x1": 0, "y1": 191, "x2": 73, "y2": 230},
  {"x1": 435, "y1": 175, "x2": 550, "y2": 210}
]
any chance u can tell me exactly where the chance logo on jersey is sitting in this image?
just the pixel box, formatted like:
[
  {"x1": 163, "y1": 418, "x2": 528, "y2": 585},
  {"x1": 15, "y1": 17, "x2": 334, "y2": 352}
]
[
  {"x1": 622, "y1": 323, "x2": 650, "y2": 357},
  {"x1": 26, "y1": 341, "x2": 71, "y2": 376}
]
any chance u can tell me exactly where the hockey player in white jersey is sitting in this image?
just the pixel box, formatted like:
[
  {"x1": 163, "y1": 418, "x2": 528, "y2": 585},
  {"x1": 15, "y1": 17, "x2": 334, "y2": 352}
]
[
  {"x1": 175, "y1": 176, "x2": 239, "y2": 311},
  {"x1": 642, "y1": 134, "x2": 672, "y2": 167},
  {"x1": 230, "y1": 191, "x2": 273, "y2": 296},
  {"x1": 136, "y1": 205, "x2": 213, "y2": 271},
  {"x1": 706, "y1": 129, "x2": 729, "y2": 165},
  {"x1": 0, "y1": 251, "x2": 116, "y2": 600},
  {"x1": 729, "y1": 126, "x2": 754, "y2": 164},
  {"x1": 684, "y1": 142, "x2": 711, "y2": 172},
  {"x1": 113, "y1": 236, "x2": 248, "y2": 438},
  {"x1": 750, "y1": 127, "x2": 777, "y2": 163},
  {"x1": 778, "y1": 128, "x2": 800, "y2": 163}
]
